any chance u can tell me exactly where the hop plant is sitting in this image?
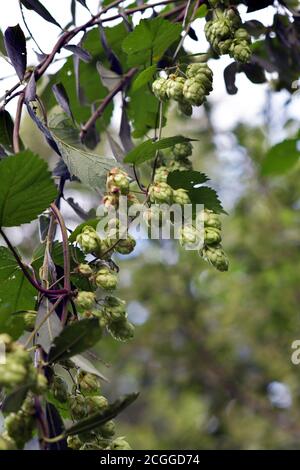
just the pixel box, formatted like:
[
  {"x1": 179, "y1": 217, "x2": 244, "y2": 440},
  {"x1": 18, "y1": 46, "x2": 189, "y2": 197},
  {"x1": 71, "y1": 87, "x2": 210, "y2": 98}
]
[
  {"x1": 205, "y1": 226, "x2": 222, "y2": 245},
  {"x1": 115, "y1": 235, "x2": 136, "y2": 255},
  {"x1": 201, "y1": 244, "x2": 229, "y2": 271},
  {"x1": 168, "y1": 159, "x2": 192, "y2": 172},
  {"x1": 106, "y1": 168, "x2": 130, "y2": 195},
  {"x1": 75, "y1": 291, "x2": 96, "y2": 310},
  {"x1": 77, "y1": 371, "x2": 99, "y2": 393},
  {"x1": 166, "y1": 76, "x2": 185, "y2": 101},
  {"x1": 69, "y1": 394, "x2": 87, "y2": 420},
  {"x1": 172, "y1": 142, "x2": 193, "y2": 160},
  {"x1": 154, "y1": 166, "x2": 169, "y2": 184},
  {"x1": 76, "y1": 263, "x2": 94, "y2": 277},
  {"x1": 95, "y1": 266, "x2": 118, "y2": 290},
  {"x1": 4, "y1": 398, "x2": 35, "y2": 449},
  {"x1": 183, "y1": 79, "x2": 207, "y2": 106},
  {"x1": 107, "y1": 318, "x2": 135, "y2": 342},
  {"x1": 152, "y1": 77, "x2": 168, "y2": 101},
  {"x1": 103, "y1": 296, "x2": 127, "y2": 322},
  {"x1": 111, "y1": 437, "x2": 132, "y2": 450},
  {"x1": 149, "y1": 182, "x2": 173, "y2": 204},
  {"x1": 185, "y1": 63, "x2": 213, "y2": 94},
  {"x1": 23, "y1": 312, "x2": 36, "y2": 332},
  {"x1": 0, "y1": 433, "x2": 16, "y2": 450},
  {"x1": 86, "y1": 395, "x2": 109, "y2": 414},
  {"x1": 67, "y1": 435, "x2": 82, "y2": 450},
  {"x1": 99, "y1": 420, "x2": 116, "y2": 438},
  {"x1": 179, "y1": 225, "x2": 202, "y2": 249},
  {"x1": 173, "y1": 188, "x2": 191, "y2": 205},
  {"x1": 76, "y1": 226, "x2": 100, "y2": 254},
  {"x1": 51, "y1": 376, "x2": 68, "y2": 403},
  {"x1": 203, "y1": 209, "x2": 222, "y2": 229}
]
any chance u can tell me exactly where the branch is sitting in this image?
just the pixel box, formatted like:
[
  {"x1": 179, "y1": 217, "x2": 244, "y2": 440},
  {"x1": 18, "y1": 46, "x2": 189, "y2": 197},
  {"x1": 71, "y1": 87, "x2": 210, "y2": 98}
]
[
  {"x1": 80, "y1": 67, "x2": 137, "y2": 140},
  {"x1": 50, "y1": 203, "x2": 71, "y2": 325},
  {"x1": 13, "y1": 93, "x2": 25, "y2": 153}
]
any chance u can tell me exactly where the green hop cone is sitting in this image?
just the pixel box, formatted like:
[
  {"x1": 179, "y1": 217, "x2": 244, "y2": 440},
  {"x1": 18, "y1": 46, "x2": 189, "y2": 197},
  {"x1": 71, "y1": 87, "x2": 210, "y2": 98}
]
[
  {"x1": 152, "y1": 77, "x2": 168, "y2": 101},
  {"x1": 76, "y1": 226, "x2": 100, "y2": 254},
  {"x1": 154, "y1": 166, "x2": 169, "y2": 184},
  {"x1": 69, "y1": 394, "x2": 87, "y2": 420},
  {"x1": 67, "y1": 435, "x2": 82, "y2": 450},
  {"x1": 51, "y1": 376, "x2": 68, "y2": 403},
  {"x1": 178, "y1": 100, "x2": 193, "y2": 116},
  {"x1": 99, "y1": 420, "x2": 116, "y2": 438},
  {"x1": 203, "y1": 209, "x2": 222, "y2": 229},
  {"x1": 166, "y1": 76, "x2": 185, "y2": 102},
  {"x1": 205, "y1": 227, "x2": 222, "y2": 245},
  {"x1": 86, "y1": 395, "x2": 109, "y2": 414},
  {"x1": 76, "y1": 263, "x2": 94, "y2": 277},
  {"x1": 107, "y1": 318, "x2": 135, "y2": 342},
  {"x1": 172, "y1": 141, "x2": 193, "y2": 160},
  {"x1": 201, "y1": 244, "x2": 229, "y2": 271},
  {"x1": 23, "y1": 312, "x2": 36, "y2": 332},
  {"x1": 77, "y1": 370, "x2": 99, "y2": 393},
  {"x1": 103, "y1": 194, "x2": 119, "y2": 209},
  {"x1": 111, "y1": 437, "x2": 132, "y2": 450},
  {"x1": 179, "y1": 225, "x2": 201, "y2": 249},
  {"x1": 224, "y1": 7, "x2": 242, "y2": 29},
  {"x1": 186, "y1": 63, "x2": 213, "y2": 93},
  {"x1": 183, "y1": 78, "x2": 206, "y2": 106},
  {"x1": 173, "y1": 188, "x2": 191, "y2": 205},
  {"x1": 75, "y1": 291, "x2": 96, "y2": 310},
  {"x1": 104, "y1": 296, "x2": 127, "y2": 322},
  {"x1": 168, "y1": 159, "x2": 192, "y2": 172},
  {"x1": 115, "y1": 235, "x2": 136, "y2": 255},
  {"x1": 5, "y1": 412, "x2": 34, "y2": 450},
  {"x1": 0, "y1": 433, "x2": 17, "y2": 450},
  {"x1": 230, "y1": 40, "x2": 251, "y2": 63},
  {"x1": 106, "y1": 168, "x2": 129, "y2": 195},
  {"x1": 149, "y1": 182, "x2": 173, "y2": 204},
  {"x1": 33, "y1": 373, "x2": 48, "y2": 395},
  {"x1": 95, "y1": 266, "x2": 118, "y2": 290}
]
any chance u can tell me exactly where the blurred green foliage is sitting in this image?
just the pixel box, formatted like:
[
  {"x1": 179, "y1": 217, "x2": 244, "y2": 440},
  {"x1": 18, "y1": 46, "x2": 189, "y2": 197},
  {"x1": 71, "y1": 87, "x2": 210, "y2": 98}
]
[{"x1": 99, "y1": 121, "x2": 300, "y2": 449}]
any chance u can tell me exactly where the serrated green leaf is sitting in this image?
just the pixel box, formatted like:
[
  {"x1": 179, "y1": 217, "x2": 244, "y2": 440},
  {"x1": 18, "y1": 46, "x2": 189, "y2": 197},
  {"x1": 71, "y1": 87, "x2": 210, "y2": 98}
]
[
  {"x1": 0, "y1": 151, "x2": 57, "y2": 227},
  {"x1": 48, "y1": 318, "x2": 103, "y2": 364},
  {"x1": 261, "y1": 139, "x2": 300, "y2": 175},
  {"x1": 66, "y1": 392, "x2": 139, "y2": 436},
  {"x1": 188, "y1": 187, "x2": 226, "y2": 214},
  {"x1": 132, "y1": 65, "x2": 157, "y2": 92},
  {"x1": 124, "y1": 136, "x2": 196, "y2": 165},
  {"x1": 122, "y1": 18, "x2": 181, "y2": 66},
  {"x1": 167, "y1": 170, "x2": 209, "y2": 190},
  {"x1": 49, "y1": 116, "x2": 116, "y2": 190}
]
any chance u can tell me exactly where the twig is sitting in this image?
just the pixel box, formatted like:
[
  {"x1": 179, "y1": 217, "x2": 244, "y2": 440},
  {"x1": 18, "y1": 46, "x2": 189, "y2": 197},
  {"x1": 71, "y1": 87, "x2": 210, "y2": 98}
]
[
  {"x1": 13, "y1": 93, "x2": 25, "y2": 153},
  {"x1": 50, "y1": 203, "x2": 71, "y2": 324}
]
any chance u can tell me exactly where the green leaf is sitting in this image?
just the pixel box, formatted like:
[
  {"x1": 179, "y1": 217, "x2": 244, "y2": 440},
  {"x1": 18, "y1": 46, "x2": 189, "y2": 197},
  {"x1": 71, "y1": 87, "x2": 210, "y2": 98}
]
[
  {"x1": 69, "y1": 218, "x2": 100, "y2": 243},
  {"x1": 167, "y1": 170, "x2": 209, "y2": 190},
  {"x1": 195, "y1": 4, "x2": 208, "y2": 18},
  {"x1": 49, "y1": 115, "x2": 116, "y2": 190},
  {"x1": 124, "y1": 136, "x2": 196, "y2": 165},
  {"x1": 122, "y1": 18, "x2": 181, "y2": 66},
  {"x1": 1, "y1": 384, "x2": 32, "y2": 413},
  {"x1": 66, "y1": 392, "x2": 139, "y2": 436},
  {"x1": 48, "y1": 318, "x2": 103, "y2": 364},
  {"x1": 188, "y1": 187, "x2": 226, "y2": 214},
  {"x1": 0, "y1": 110, "x2": 14, "y2": 153},
  {"x1": 71, "y1": 354, "x2": 108, "y2": 382},
  {"x1": 0, "y1": 151, "x2": 57, "y2": 227},
  {"x1": 128, "y1": 85, "x2": 165, "y2": 137},
  {"x1": 261, "y1": 139, "x2": 300, "y2": 175},
  {"x1": 132, "y1": 65, "x2": 157, "y2": 92},
  {"x1": 0, "y1": 247, "x2": 36, "y2": 328}
]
